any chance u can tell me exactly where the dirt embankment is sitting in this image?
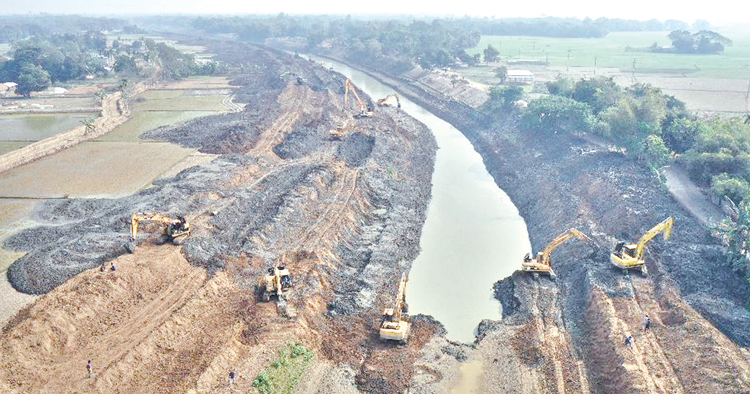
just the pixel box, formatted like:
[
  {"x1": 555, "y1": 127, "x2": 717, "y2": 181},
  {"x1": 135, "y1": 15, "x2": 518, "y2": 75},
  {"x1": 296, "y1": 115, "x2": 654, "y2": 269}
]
[
  {"x1": 324, "y1": 53, "x2": 750, "y2": 393},
  {"x1": 1, "y1": 44, "x2": 443, "y2": 393}
]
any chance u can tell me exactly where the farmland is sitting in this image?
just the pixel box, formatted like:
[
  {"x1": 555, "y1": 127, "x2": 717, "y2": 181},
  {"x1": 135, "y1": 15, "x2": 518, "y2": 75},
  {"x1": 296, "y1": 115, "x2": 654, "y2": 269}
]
[{"x1": 464, "y1": 28, "x2": 750, "y2": 113}]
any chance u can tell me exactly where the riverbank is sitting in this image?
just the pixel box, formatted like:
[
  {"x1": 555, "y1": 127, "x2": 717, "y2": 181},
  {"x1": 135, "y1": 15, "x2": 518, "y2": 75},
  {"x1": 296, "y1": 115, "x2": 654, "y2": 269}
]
[{"x1": 316, "y1": 51, "x2": 750, "y2": 393}]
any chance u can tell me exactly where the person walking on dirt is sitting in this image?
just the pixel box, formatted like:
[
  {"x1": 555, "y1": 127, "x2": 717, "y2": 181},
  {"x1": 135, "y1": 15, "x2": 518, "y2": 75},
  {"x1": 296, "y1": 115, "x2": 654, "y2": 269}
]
[
  {"x1": 644, "y1": 315, "x2": 651, "y2": 331},
  {"x1": 110, "y1": 263, "x2": 117, "y2": 272},
  {"x1": 86, "y1": 360, "x2": 92, "y2": 378},
  {"x1": 625, "y1": 335, "x2": 634, "y2": 348},
  {"x1": 229, "y1": 370, "x2": 236, "y2": 387}
]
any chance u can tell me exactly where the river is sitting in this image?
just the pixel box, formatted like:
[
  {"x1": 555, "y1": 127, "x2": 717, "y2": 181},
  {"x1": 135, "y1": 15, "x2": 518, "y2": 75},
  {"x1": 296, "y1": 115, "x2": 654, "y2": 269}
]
[{"x1": 310, "y1": 56, "x2": 532, "y2": 343}]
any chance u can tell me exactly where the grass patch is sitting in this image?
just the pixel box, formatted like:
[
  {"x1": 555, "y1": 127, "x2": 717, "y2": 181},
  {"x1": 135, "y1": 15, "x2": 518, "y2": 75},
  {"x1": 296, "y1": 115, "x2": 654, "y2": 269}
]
[
  {"x1": 132, "y1": 92, "x2": 228, "y2": 111},
  {"x1": 96, "y1": 111, "x2": 217, "y2": 142},
  {"x1": 252, "y1": 342, "x2": 314, "y2": 394}
]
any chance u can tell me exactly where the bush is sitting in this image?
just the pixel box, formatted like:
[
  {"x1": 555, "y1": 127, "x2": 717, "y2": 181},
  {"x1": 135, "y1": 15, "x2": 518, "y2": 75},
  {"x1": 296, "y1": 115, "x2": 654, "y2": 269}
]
[
  {"x1": 545, "y1": 75, "x2": 574, "y2": 97},
  {"x1": 520, "y1": 95, "x2": 595, "y2": 135},
  {"x1": 643, "y1": 134, "x2": 672, "y2": 167},
  {"x1": 711, "y1": 173, "x2": 750, "y2": 204}
]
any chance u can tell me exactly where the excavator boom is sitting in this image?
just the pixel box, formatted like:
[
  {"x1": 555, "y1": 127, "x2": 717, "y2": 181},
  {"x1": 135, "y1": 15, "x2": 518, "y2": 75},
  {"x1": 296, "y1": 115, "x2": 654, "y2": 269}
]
[
  {"x1": 522, "y1": 227, "x2": 589, "y2": 279},
  {"x1": 344, "y1": 79, "x2": 373, "y2": 118},
  {"x1": 127, "y1": 213, "x2": 190, "y2": 253},
  {"x1": 635, "y1": 217, "x2": 673, "y2": 259},
  {"x1": 377, "y1": 93, "x2": 401, "y2": 108},
  {"x1": 611, "y1": 217, "x2": 673, "y2": 275}
]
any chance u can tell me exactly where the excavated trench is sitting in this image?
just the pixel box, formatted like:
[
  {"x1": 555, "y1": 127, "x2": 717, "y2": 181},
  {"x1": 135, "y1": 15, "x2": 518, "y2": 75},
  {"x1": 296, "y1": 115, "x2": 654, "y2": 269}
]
[{"x1": 311, "y1": 55, "x2": 533, "y2": 343}]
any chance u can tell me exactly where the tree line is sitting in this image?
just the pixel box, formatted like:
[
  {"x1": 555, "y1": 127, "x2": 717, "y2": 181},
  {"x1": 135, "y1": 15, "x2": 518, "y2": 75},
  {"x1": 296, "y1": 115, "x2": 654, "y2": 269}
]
[
  {"x1": 0, "y1": 31, "x2": 223, "y2": 97},
  {"x1": 0, "y1": 15, "x2": 130, "y2": 44}
]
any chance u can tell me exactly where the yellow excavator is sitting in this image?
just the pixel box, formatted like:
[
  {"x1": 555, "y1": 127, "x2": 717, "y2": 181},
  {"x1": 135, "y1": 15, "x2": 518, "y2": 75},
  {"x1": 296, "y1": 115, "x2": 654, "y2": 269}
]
[
  {"x1": 611, "y1": 217, "x2": 673, "y2": 276},
  {"x1": 126, "y1": 213, "x2": 190, "y2": 253},
  {"x1": 522, "y1": 228, "x2": 590, "y2": 280},
  {"x1": 377, "y1": 93, "x2": 401, "y2": 108},
  {"x1": 344, "y1": 79, "x2": 374, "y2": 119},
  {"x1": 258, "y1": 266, "x2": 293, "y2": 302},
  {"x1": 379, "y1": 273, "x2": 410, "y2": 343}
]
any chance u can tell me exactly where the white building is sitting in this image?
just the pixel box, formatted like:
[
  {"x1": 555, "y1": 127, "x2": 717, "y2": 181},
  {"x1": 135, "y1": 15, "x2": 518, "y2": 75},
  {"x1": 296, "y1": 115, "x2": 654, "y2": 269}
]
[{"x1": 507, "y1": 70, "x2": 534, "y2": 85}]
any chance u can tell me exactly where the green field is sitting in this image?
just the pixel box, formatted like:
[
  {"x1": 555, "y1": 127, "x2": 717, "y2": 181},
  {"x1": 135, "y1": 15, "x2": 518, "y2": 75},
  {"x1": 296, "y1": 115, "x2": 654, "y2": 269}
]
[
  {"x1": 97, "y1": 111, "x2": 216, "y2": 142},
  {"x1": 132, "y1": 90, "x2": 229, "y2": 111},
  {"x1": 468, "y1": 28, "x2": 750, "y2": 79}
]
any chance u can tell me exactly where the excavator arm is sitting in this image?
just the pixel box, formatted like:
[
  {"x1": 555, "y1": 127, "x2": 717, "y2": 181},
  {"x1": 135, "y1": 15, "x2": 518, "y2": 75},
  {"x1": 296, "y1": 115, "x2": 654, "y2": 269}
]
[
  {"x1": 344, "y1": 79, "x2": 373, "y2": 118},
  {"x1": 377, "y1": 93, "x2": 401, "y2": 108},
  {"x1": 127, "y1": 213, "x2": 190, "y2": 253},
  {"x1": 130, "y1": 213, "x2": 175, "y2": 240},
  {"x1": 539, "y1": 228, "x2": 589, "y2": 266},
  {"x1": 635, "y1": 217, "x2": 673, "y2": 259},
  {"x1": 522, "y1": 227, "x2": 589, "y2": 280}
]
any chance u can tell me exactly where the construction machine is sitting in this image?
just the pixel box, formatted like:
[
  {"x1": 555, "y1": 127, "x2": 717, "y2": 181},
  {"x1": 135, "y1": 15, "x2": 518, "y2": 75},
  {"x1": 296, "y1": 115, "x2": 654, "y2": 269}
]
[
  {"x1": 611, "y1": 217, "x2": 674, "y2": 276},
  {"x1": 522, "y1": 228, "x2": 590, "y2": 280},
  {"x1": 344, "y1": 79, "x2": 374, "y2": 118},
  {"x1": 379, "y1": 273, "x2": 410, "y2": 343},
  {"x1": 377, "y1": 93, "x2": 401, "y2": 108},
  {"x1": 258, "y1": 266, "x2": 293, "y2": 302},
  {"x1": 126, "y1": 213, "x2": 190, "y2": 253},
  {"x1": 279, "y1": 71, "x2": 305, "y2": 85}
]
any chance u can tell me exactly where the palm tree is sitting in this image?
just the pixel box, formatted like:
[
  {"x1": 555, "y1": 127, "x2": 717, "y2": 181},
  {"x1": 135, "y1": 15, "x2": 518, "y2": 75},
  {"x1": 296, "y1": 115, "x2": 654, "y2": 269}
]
[{"x1": 80, "y1": 118, "x2": 96, "y2": 135}]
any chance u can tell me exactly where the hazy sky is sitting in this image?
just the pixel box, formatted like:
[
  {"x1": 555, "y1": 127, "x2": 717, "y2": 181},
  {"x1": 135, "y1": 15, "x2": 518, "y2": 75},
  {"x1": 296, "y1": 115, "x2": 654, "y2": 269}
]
[{"x1": 0, "y1": 0, "x2": 742, "y2": 25}]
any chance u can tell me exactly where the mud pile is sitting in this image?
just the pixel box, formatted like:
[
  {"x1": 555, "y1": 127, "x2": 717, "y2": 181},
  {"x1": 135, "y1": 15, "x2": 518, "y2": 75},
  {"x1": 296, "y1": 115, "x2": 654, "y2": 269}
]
[{"x1": 2, "y1": 43, "x2": 443, "y2": 393}]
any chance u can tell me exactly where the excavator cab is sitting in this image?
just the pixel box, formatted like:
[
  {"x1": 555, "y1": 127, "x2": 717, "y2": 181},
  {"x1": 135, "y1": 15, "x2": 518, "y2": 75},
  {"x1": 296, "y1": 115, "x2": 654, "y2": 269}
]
[
  {"x1": 259, "y1": 266, "x2": 293, "y2": 302},
  {"x1": 379, "y1": 273, "x2": 410, "y2": 343}
]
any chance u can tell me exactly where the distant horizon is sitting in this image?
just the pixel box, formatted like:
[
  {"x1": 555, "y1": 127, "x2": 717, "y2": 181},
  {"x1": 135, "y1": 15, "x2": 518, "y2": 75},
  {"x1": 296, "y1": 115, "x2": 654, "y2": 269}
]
[{"x1": 0, "y1": 0, "x2": 745, "y2": 26}]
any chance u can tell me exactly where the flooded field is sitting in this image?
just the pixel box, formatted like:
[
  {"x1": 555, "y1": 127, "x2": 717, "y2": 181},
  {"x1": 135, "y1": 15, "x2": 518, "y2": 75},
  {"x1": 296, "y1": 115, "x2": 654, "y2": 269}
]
[
  {"x1": 0, "y1": 142, "x2": 31, "y2": 155},
  {"x1": 0, "y1": 113, "x2": 97, "y2": 141},
  {"x1": 0, "y1": 141, "x2": 195, "y2": 198}
]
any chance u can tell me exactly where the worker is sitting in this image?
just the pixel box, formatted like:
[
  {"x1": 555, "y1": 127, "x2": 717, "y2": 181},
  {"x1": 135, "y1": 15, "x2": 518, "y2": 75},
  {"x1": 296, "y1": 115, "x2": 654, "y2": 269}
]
[
  {"x1": 229, "y1": 370, "x2": 236, "y2": 387},
  {"x1": 644, "y1": 315, "x2": 651, "y2": 331},
  {"x1": 625, "y1": 335, "x2": 634, "y2": 348},
  {"x1": 110, "y1": 263, "x2": 117, "y2": 272},
  {"x1": 86, "y1": 360, "x2": 92, "y2": 378},
  {"x1": 100, "y1": 264, "x2": 106, "y2": 273}
]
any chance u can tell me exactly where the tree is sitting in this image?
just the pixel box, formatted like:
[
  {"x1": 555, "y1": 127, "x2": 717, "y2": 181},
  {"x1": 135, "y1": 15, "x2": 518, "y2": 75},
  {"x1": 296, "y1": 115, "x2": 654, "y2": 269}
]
[
  {"x1": 484, "y1": 86, "x2": 524, "y2": 114},
  {"x1": 546, "y1": 75, "x2": 575, "y2": 98},
  {"x1": 571, "y1": 76, "x2": 621, "y2": 114},
  {"x1": 80, "y1": 118, "x2": 96, "y2": 135},
  {"x1": 483, "y1": 44, "x2": 499, "y2": 63},
  {"x1": 668, "y1": 30, "x2": 695, "y2": 52},
  {"x1": 494, "y1": 66, "x2": 508, "y2": 84},
  {"x1": 520, "y1": 95, "x2": 595, "y2": 135},
  {"x1": 15, "y1": 63, "x2": 50, "y2": 97},
  {"x1": 667, "y1": 30, "x2": 731, "y2": 54}
]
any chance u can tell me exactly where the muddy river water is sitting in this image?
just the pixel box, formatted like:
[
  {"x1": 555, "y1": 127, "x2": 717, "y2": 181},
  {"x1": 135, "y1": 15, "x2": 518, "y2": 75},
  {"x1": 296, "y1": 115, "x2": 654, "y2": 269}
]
[{"x1": 310, "y1": 56, "x2": 532, "y2": 342}]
